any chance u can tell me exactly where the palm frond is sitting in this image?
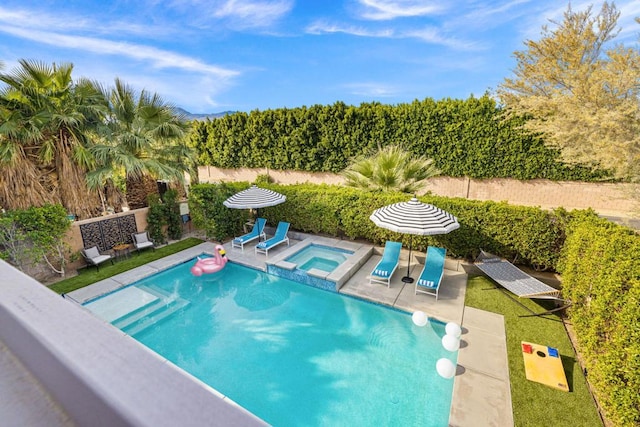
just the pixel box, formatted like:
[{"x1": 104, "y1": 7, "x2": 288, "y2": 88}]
[{"x1": 341, "y1": 145, "x2": 440, "y2": 193}]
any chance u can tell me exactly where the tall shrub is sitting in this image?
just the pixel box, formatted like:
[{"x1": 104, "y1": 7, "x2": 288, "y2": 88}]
[
  {"x1": 192, "y1": 96, "x2": 606, "y2": 181},
  {"x1": 559, "y1": 214, "x2": 640, "y2": 426},
  {"x1": 189, "y1": 182, "x2": 247, "y2": 241},
  {"x1": 0, "y1": 204, "x2": 72, "y2": 276},
  {"x1": 162, "y1": 189, "x2": 183, "y2": 240}
]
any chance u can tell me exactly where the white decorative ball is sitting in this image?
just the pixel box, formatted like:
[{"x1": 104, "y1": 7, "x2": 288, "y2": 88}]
[
  {"x1": 436, "y1": 358, "x2": 456, "y2": 379},
  {"x1": 412, "y1": 311, "x2": 428, "y2": 327},
  {"x1": 442, "y1": 334, "x2": 461, "y2": 352},
  {"x1": 445, "y1": 322, "x2": 462, "y2": 338}
]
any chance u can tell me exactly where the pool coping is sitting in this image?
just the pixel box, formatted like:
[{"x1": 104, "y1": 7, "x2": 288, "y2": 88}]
[{"x1": 66, "y1": 242, "x2": 221, "y2": 304}]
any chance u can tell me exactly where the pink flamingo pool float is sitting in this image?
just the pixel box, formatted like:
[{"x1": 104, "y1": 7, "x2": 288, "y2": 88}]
[{"x1": 190, "y1": 245, "x2": 228, "y2": 276}]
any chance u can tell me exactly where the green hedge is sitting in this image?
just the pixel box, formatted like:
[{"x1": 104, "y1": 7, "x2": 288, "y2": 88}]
[
  {"x1": 0, "y1": 204, "x2": 71, "y2": 271},
  {"x1": 190, "y1": 182, "x2": 576, "y2": 270},
  {"x1": 190, "y1": 96, "x2": 607, "y2": 181},
  {"x1": 189, "y1": 182, "x2": 248, "y2": 242},
  {"x1": 558, "y1": 214, "x2": 640, "y2": 427}
]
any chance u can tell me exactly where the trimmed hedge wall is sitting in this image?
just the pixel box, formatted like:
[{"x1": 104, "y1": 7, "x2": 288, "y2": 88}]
[
  {"x1": 190, "y1": 96, "x2": 607, "y2": 181},
  {"x1": 190, "y1": 182, "x2": 573, "y2": 270},
  {"x1": 558, "y1": 214, "x2": 640, "y2": 427}
]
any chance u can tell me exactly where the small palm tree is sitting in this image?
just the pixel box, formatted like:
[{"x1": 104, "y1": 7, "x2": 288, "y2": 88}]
[
  {"x1": 342, "y1": 145, "x2": 440, "y2": 193},
  {"x1": 88, "y1": 78, "x2": 194, "y2": 209}
]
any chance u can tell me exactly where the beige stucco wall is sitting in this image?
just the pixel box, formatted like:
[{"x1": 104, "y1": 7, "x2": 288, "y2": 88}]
[
  {"x1": 198, "y1": 166, "x2": 638, "y2": 218},
  {"x1": 64, "y1": 208, "x2": 150, "y2": 270}
]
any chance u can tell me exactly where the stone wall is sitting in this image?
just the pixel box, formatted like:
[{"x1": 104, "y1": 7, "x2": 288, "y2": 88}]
[{"x1": 197, "y1": 166, "x2": 639, "y2": 218}]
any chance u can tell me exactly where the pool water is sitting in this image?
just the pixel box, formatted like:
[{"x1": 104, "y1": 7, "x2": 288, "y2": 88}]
[
  {"x1": 285, "y1": 244, "x2": 353, "y2": 273},
  {"x1": 85, "y1": 259, "x2": 456, "y2": 426}
]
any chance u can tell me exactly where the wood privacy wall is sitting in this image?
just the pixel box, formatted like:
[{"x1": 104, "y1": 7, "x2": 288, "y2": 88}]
[{"x1": 198, "y1": 166, "x2": 639, "y2": 218}]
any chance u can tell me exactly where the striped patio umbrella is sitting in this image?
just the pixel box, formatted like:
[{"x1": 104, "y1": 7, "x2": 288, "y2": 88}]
[
  {"x1": 223, "y1": 185, "x2": 286, "y2": 210},
  {"x1": 370, "y1": 197, "x2": 459, "y2": 283},
  {"x1": 224, "y1": 186, "x2": 286, "y2": 240}
]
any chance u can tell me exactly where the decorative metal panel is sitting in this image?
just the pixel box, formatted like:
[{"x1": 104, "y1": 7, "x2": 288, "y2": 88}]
[
  {"x1": 79, "y1": 214, "x2": 138, "y2": 252},
  {"x1": 79, "y1": 221, "x2": 104, "y2": 251},
  {"x1": 119, "y1": 214, "x2": 137, "y2": 244}
]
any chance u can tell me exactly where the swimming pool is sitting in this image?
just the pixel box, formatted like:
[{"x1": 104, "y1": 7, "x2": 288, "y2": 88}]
[
  {"x1": 284, "y1": 244, "x2": 353, "y2": 272},
  {"x1": 84, "y1": 258, "x2": 456, "y2": 426}
]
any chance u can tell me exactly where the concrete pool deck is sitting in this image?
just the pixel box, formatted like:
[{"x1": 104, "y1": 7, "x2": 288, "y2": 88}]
[{"x1": 64, "y1": 234, "x2": 514, "y2": 427}]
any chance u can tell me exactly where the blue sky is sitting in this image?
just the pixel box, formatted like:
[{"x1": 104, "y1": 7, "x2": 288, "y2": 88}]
[{"x1": 1, "y1": 1, "x2": 639, "y2": 113}]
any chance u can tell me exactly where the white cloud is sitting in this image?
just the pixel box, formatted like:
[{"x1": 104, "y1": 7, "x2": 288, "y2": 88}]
[
  {"x1": 306, "y1": 20, "x2": 479, "y2": 51},
  {"x1": 306, "y1": 21, "x2": 394, "y2": 37},
  {"x1": 356, "y1": 0, "x2": 443, "y2": 20},
  {"x1": 0, "y1": 25, "x2": 239, "y2": 78},
  {"x1": 67, "y1": 56, "x2": 236, "y2": 112},
  {"x1": 457, "y1": 0, "x2": 532, "y2": 29},
  {"x1": 405, "y1": 27, "x2": 483, "y2": 50},
  {"x1": 215, "y1": 0, "x2": 292, "y2": 22},
  {"x1": 343, "y1": 82, "x2": 399, "y2": 97},
  {"x1": 614, "y1": 2, "x2": 640, "y2": 40},
  {"x1": 0, "y1": 6, "x2": 172, "y2": 38},
  {"x1": 171, "y1": 0, "x2": 294, "y2": 29}
]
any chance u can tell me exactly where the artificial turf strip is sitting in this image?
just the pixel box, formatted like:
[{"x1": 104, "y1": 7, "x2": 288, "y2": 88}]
[
  {"x1": 48, "y1": 237, "x2": 205, "y2": 295},
  {"x1": 464, "y1": 276, "x2": 602, "y2": 427}
]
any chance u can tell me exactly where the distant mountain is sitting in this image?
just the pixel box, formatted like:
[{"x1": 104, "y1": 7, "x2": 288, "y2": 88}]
[{"x1": 174, "y1": 107, "x2": 236, "y2": 121}]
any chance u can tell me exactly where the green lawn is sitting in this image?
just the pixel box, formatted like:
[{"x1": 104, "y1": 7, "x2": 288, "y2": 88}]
[
  {"x1": 464, "y1": 275, "x2": 602, "y2": 427},
  {"x1": 48, "y1": 237, "x2": 205, "y2": 294}
]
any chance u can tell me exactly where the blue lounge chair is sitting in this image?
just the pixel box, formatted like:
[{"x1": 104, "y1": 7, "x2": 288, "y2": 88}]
[
  {"x1": 369, "y1": 241, "x2": 402, "y2": 287},
  {"x1": 255, "y1": 221, "x2": 290, "y2": 257},
  {"x1": 232, "y1": 217, "x2": 267, "y2": 253},
  {"x1": 415, "y1": 246, "x2": 446, "y2": 299}
]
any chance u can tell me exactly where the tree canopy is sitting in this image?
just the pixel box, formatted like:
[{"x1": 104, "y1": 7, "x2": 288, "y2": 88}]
[
  {"x1": 0, "y1": 60, "x2": 192, "y2": 217},
  {"x1": 498, "y1": 2, "x2": 640, "y2": 181},
  {"x1": 88, "y1": 78, "x2": 194, "y2": 209},
  {"x1": 0, "y1": 60, "x2": 106, "y2": 218}
]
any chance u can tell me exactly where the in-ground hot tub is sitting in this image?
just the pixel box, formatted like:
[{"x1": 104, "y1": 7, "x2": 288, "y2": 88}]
[
  {"x1": 284, "y1": 244, "x2": 352, "y2": 273},
  {"x1": 266, "y1": 238, "x2": 373, "y2": 292}
]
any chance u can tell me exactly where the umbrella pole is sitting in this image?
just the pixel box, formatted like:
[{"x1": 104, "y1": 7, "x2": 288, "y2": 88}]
[
  {"x1": 256, "y1": 208, "x2": 262, "y2": 241},
  {"x1": 402, "y1": 235, "x2": 414, "y2": 283}
]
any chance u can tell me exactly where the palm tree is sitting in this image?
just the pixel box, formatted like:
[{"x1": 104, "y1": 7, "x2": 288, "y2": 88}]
[
  {"x1": 0, "y1": 60, "x2": 107, "y2": 218},
  {"x1": 88, "y1": 78, "x2": 194, "y2": 209},
  {"x1": 342, "y1": 145, "x2": 440, "y2": 193}
]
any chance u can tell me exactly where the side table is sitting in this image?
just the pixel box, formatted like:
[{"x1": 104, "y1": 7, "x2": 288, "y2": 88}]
[
  {"x1": 112, "y1": 243, "x2": 131, "y2": 260},
  {"x1": 243, "y1": 220, "x2": 255, "y2": 233}
]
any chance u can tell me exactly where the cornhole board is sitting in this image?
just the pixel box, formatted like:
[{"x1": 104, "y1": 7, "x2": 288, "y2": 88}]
[{"x1": 521, "y1": 341, "x2": 569, "y2": 392}]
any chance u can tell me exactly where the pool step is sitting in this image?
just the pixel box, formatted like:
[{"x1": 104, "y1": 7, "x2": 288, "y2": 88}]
[{"x1": 112, "y1": 286, "x2": 190, "y2": 335}]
